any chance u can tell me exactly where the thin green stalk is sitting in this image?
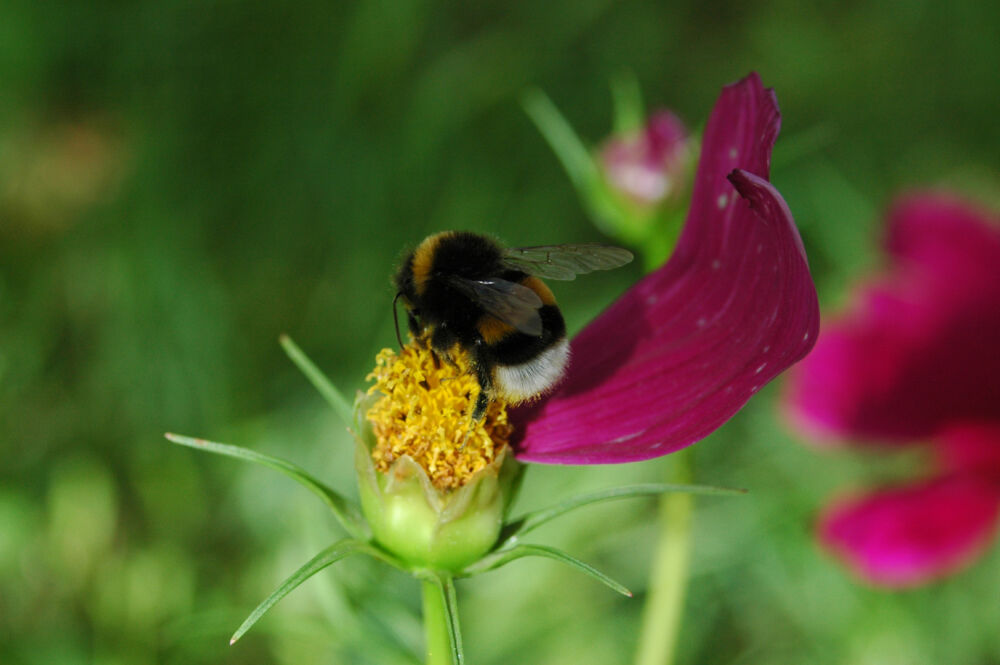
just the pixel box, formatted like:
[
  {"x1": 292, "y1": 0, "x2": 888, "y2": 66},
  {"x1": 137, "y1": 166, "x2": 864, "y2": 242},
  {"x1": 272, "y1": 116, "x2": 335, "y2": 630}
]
[
  {"x1": 422, "y1": 579, "x2": 454, "y2": 665},
  {"x1": 635, "y1": 450, "x2": 693, "y2": 665}
]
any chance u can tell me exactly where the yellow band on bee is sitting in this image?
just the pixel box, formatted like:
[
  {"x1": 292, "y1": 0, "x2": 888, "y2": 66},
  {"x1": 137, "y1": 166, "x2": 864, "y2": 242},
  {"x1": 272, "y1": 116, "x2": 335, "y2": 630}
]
[
  {"x1": 520, "y1": 275, "x2": 557, "y2": 306},
  {"x1": 477, "y1": 314, "x2": 516, "y2": 344},
  {"x1": 411, "y1": 233, "x2": 449, "y2": 296}
]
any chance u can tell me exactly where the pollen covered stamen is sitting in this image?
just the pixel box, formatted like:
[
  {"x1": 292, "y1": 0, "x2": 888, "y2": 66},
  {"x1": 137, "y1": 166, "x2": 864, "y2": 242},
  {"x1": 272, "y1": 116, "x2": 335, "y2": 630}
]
[{"x1": 365, "y1": 341, "x2": 513, "y2": 490}]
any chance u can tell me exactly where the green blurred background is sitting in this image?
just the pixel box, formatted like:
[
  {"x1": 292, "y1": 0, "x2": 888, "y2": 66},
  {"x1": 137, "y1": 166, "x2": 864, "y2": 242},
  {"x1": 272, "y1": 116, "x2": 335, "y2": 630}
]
[{"x1": 3, "y1": 1, "x2": 999, "y2": 664}]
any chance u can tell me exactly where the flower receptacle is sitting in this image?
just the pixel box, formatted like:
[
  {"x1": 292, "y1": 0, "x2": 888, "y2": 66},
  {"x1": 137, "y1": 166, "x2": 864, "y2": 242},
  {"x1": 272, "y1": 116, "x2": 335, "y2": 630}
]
[{"x1": 355, "y1": 431, "x2": 521, "y2": 571}]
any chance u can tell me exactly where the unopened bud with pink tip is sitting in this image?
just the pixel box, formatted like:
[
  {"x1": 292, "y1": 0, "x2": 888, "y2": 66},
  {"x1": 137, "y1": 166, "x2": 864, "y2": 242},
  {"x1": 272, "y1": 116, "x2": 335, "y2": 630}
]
[
  {"x1": 599, "y1": 110, "x2": 692, "y2": 209},
  {"x1": 523, "y1": 84, "x2": 696, "y2": 264}
]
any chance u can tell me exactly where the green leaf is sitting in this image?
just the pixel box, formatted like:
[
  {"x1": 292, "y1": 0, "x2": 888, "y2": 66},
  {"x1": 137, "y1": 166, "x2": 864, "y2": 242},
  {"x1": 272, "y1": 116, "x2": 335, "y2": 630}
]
[
  {"x1": 280, "y1": 334, "x2": 354, "y2": 427},
  {"x1": 464, "y1": 544, "x2": 632, "y2": 598},
  {"x1": 230, "y1": 539, "x2": 368, "y2": 644},
  {"x1": 164, "y1": 433, "x2": 369, "y2": 540},
  {"x1": 521, "y1": 88, "x2": 624, "y2": 236},
  {"x1": 610, "y1": 70, "x2": 645, "y2": 134},
  {"x1": 499, "y1": 482, "x2": 745, "y2": 547},
  {"x1": 521, "y1": 88, "x2": 599, "y2": 192}
]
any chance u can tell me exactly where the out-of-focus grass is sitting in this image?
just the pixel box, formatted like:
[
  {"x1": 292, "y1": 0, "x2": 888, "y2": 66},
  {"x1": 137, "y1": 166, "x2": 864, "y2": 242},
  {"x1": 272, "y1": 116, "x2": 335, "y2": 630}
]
[{"x1": 2, "y1": 1, "x2": 998, "y2": 664}]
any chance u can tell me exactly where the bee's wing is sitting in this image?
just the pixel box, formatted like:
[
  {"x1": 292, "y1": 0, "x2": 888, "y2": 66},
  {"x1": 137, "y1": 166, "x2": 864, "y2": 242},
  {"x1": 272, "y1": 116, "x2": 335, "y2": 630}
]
[
  {"x1": 502, "y1": 243, "x2": 634, "y2": 280},
  {"x1": 445, "y1": 275, "x2": 544, "y2": 337}
]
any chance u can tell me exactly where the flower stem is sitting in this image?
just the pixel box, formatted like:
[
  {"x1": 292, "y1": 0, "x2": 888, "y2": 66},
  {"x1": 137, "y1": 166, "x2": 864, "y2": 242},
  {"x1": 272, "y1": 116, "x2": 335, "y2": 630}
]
[
  {"x1": 635, "y1": 449, "x2": 693, "y2": 665},
  {"x1": 422, "y1": 579, "x2": 454, "y2": 665}
]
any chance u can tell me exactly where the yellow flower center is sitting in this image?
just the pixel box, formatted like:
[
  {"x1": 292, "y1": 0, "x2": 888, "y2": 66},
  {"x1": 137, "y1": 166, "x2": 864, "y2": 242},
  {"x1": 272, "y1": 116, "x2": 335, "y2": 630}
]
[{"x1": 365, "y1": 341, "x2": 513, "y2": 490}]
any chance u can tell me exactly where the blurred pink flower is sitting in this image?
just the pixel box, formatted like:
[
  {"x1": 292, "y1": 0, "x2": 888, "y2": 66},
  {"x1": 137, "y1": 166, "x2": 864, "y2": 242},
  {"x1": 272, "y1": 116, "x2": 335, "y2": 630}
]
[
  {"x1": 784, "y1": 194, "x2": 1000, "y2": 586},
  {"x1": 600, "y1": 110, "x2": 691, "y2": 207},
  {"x1": 513, "y1": 73, "x2": 819, "y2": 464}
]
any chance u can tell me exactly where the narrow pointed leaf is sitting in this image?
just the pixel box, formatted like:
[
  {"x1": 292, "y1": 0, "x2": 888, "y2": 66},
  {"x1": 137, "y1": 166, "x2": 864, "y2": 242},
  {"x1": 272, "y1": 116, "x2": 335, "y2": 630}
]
[
  {"x1": 280, "y1": 334, "x2": 354, "y2": 426},
  {"x1": 611, "y1": 70, "x2": 645, "y2": 134},
  {"x1": 465, "y1": 544, "x2": 632, "y2": 597},
  {"x1": 230, "y1": 540, "x2": 367, "y2": 644},
  {"x1": 521, "y1": 88, "x2": 626, "y2": 235},
  {"x1": 164, "y1": 433, "x2": 368, "y2": 540},
  {"x1": 500, "y1": 482, "x2": 745, "y2": 547},
  {"x1": 521, "y1": 88, "x2": 599, "y2": 192}
]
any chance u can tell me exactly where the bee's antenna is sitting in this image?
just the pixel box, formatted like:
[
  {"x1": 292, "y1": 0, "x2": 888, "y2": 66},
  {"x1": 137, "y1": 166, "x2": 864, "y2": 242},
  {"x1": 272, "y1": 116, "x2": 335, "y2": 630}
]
[{"x1": 392, "y1": 291, "x2": 405, "y2": 349}]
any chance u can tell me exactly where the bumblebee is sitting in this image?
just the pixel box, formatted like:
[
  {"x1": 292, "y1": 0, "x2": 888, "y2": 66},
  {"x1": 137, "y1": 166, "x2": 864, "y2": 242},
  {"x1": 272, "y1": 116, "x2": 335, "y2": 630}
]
[{"x1": 394, "y1": 231, "x2": 633, "y2": 421}]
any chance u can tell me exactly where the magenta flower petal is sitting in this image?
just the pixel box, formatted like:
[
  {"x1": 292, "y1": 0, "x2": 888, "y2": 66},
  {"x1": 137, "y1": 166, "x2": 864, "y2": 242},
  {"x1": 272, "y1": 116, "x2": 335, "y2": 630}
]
[
  {"x1": 819, "y1": 477, "x2": 1000, "y2": 587},
  {"x1": 938, "y1": 424, "x2": 1000, "y2": 481},
  {"x1": 885, "y1": 194, "x2": 1000, "y2": 288},
  {"x1": 513, "y1": 73, "x2": 819, "y2": 464},
  {"x1": 784, "y1": 195, "x2": 1000, "y2": 443}
]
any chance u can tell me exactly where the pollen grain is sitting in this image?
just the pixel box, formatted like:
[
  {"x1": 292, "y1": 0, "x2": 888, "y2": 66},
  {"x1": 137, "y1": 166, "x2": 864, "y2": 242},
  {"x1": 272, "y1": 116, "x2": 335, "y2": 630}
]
[{"x1": 365, "y1": 341, "x2": 513, "y2": 490}]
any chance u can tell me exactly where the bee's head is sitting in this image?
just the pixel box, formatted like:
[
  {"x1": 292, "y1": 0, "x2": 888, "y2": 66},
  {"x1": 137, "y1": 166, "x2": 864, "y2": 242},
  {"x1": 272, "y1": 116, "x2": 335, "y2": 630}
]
[
  {"x1": 391, "y1": 291, "x2": 407, "y2": 349},
  {"x1": 393, "y1": 249, "x2": 418, "y2": 301}
]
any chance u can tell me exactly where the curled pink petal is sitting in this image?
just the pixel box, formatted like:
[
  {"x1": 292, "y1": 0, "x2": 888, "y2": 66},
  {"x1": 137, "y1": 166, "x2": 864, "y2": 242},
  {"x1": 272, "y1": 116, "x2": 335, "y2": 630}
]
[
  {"x1": 820, "y1": 477, "x2": 1000, "y2": 587},
  {"x1": 514, "y1": 73, "x2": 819, "y2": 464},
  {"x1": 784, "y1": 195, "x2": 1000, "y2": 443}
]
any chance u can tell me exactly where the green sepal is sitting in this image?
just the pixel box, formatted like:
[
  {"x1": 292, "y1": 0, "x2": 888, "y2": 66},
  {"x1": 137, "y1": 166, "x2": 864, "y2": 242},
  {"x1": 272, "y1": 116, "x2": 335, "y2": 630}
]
[
  {"x1": 164, "y1": 433, "x2": 369, "y2": 541},
  {"x1": 499, "y1": 482, "x2": 745, "y2": 548},
  {"x1": 230, "y1": 539, "x2": 373, "y2": 645},
  {"x1": 462, "y1": 544, "x2": 632, "y2": 598},
  {"x1": 280, "y1": 334, "x2": 354, "y2": 427},
  {"x1": 353, "y1": 433, "x2": 520, "y2": 571}
]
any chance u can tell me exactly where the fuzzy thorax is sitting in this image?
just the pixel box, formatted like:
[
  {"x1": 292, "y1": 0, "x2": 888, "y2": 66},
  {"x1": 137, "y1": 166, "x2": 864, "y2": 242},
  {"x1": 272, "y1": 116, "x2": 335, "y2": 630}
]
[{"x1": 365, "y1": 342, "x2": 513, "y2": 490}]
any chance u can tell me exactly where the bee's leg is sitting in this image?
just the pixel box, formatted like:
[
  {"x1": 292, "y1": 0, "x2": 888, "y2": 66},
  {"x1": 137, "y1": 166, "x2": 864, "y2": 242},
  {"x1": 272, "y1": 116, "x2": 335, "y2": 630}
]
[
  {"x1": 459, "y1": 357, "x2": 490, "y2": 450},
  {"x1": 469, "y1": 341, "x2": 493, "y2": 422},
  {"x1": 429, "y1": 321, "x2": 455, "y2": 354},
  {"x1": 428, "y1": 323, "x2": 465, "y2": 374},
  {"x1": 470, "y1": 391, "x2": 490, "y2": 422},
  {"x1": 457, "y1": 345, "x2": 492, "y2": 450}
]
